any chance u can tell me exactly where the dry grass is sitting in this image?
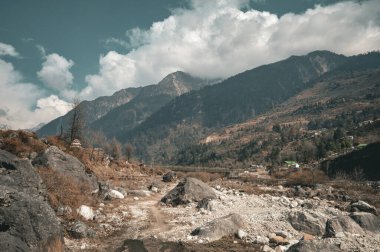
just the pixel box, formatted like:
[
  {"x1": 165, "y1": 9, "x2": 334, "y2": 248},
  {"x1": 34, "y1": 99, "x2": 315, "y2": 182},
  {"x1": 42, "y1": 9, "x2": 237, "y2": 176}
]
[
  {"x1": 37, "y1": 168, "x2": 95, "y2": 219},
  {"x1": 177, "y1": 171, "x2": 224, "y2": 182},
  {"x1": 273, "y1": 168, "x2": 329, "y2": 186},
  {"x1": 0, "y1": 130, "x2": 46, "y2": 156}
]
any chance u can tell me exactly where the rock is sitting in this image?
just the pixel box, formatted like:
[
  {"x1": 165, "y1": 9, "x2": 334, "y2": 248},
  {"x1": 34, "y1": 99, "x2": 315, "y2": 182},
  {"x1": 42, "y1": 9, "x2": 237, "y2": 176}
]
[
  {"x1": 69, "y1": 221, "x2": 94, "y2": 239},
  {"x1": 255, "y1": 235, "x2": 270, "y2": 245},
  {"x1": 325, "y1": 216, "x2": 364, "y2": 237},
  {"x1": 162, "y1": 171, "x2": 177, "y2": 182},
  {"x1": 57, "y1": 205, "x2": 72, "y2": 216},
  {"x1": 290, "y1": 201, "x2": 299, "y2": 208},
  {"x1": 151, "y1": 187, "x2": 159, "y2": 193},
  {"x1": 196, "y1": 197, "x2": 217, "y2": 211},
  {"x1": 128, "y1": 190, "x2": 151, "y2": 197},
  {"x1": 236, "y1": 229, "x2": 247, "y2": 239},
  {"x1": 350, "y1": 212, "x2": 380, "y2": 232},
  {"x1": 0, "y1": 149, "x2": 42, "y2": 195},
  {"x1": 287, "y1": 240, "x2": 341, "y2": 252},
  {"x1": 161, "y1": 177, "x2": 217, "y2": 206},
  {"x1": 262, "y1": 244, "x2": 275, "y2": 252},
  {"x1": 77, "y1": 205, "x2": 95, "y2": 220},
  {"x1": 349, "y1": 200, "x2": 377, "y2": 215},
  {"x1": 108, "y1": 189, "x2": 125, "y2": 199},
  {"x1": 32, "y1": 146, "x2": 97, "y2": 190},
  {"x1": 288, "y1": 211, "x2": 327, "y2": 236},
  {"x1": 275, "y1": 231, "x2": 291, "y2": 238},
  {"x1": 270, "y1": 236, "x2": 289, "y2": 245},
  {"x1": 301, "y1": 233, "x2": 314, "y2": 241},
  {"x1": 0, "y1": 150, "x2": 64, "y2": 251},
  {"x1": 191, "y1": 213, "x2": 245, "y2": 241},
  {"x1": 133, "y1": 197, "x2": 139, "y2": 201}
]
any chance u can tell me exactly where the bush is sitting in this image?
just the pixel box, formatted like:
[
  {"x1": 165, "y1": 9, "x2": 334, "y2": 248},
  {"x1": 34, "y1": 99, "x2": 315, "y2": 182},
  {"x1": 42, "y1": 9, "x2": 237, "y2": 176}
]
[
  {"x1": 285, "y1": 168, "x2": 329, "y2": 186},
  {"x1": 37, "y1": 168, "x2": 95, "y2": 218}
]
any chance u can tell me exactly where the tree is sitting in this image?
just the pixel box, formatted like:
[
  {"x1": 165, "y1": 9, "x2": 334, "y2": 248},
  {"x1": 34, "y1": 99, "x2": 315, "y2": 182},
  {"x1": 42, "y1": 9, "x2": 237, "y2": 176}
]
[
  {"x1": 66, "y1": 98, "x2": 85, "y2": 143},
  {"x1": 125, "y1": 143, "x2": 133, "y2": 162},
  {"x1": 109, "y1": 138, "x2": 122, "y2": 160}
]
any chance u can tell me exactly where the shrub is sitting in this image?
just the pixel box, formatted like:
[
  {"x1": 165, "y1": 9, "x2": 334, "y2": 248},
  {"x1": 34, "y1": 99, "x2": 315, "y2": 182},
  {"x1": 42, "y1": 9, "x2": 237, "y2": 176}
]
[{"x1": 37, "y1": 168, "x2": 95, "y2": 218}]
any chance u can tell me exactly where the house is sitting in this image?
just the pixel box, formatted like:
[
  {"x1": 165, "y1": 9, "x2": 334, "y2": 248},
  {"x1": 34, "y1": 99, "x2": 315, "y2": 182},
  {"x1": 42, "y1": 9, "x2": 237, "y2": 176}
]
[{"x1": 284, "y1": 160, "x2": 300, "y2": 169}]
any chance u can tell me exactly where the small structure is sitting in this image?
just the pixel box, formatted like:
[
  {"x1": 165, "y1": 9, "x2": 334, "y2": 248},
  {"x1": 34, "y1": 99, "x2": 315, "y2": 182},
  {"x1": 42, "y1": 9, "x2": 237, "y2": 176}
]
[
  {"x1": 70, "y1": 139, "x2": 82, "y2": 149},
  {"x1": 284, "y1": 160, "x2": 300, "y2": 169}
]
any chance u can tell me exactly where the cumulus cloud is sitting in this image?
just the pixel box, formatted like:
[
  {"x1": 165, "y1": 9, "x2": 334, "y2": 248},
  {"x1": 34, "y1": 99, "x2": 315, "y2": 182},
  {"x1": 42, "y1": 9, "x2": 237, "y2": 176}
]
[
  {"x1": 0, "y1": 42, "x2": 19, "y2": 57},
  {"x1": 0, "y1": 58, "x2": 71, "y2": 129},
  {"x1": 37, "y1": 53, "x2": 74, "y2": 91},
  {"x1": 82, "y1": 0, "x2": 380, "y2": 99}
]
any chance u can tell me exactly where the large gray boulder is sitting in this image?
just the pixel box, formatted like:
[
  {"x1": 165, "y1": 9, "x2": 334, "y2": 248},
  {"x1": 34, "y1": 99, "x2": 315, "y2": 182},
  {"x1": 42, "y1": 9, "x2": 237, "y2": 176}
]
[
  {"x1": 350, "y1": 212, "x2": 380, "y2": 233},
  {"x1": 191, "y1": 213, "x2": 246, "y2": 241},
  {"x1": 0, "y1": 150, "x2": 64, "y2": 251},
  {"x1": 161, "y1": 177, "x2": 216, "y2": 206},
  {"x1": 287, "y1": 240, "x2": 341, "y2": 252},
  {"x1": 0, "y1": 149, "x2": 42, "y2": 195},
  {"x1": 325, "y1": 216, "x2": 364, "y2": 237},
  {"x1": 288, "y1": 211, "x2": 328, "y2": 236},
  {"x1": 33, "y1": 146, "x2": 97, "y2": 190},
  {"x1": 349, "y1": 200, "x2": 377, "y2": 215}
]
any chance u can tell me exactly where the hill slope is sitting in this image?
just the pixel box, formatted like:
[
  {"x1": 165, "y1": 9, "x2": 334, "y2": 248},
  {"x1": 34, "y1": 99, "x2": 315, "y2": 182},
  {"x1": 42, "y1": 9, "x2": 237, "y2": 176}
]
[
  {"x1": 90, "y1": 71, "x2": 214, "y2": 138},
  {"x1": 124, "y1": 51, "x2": 349, "y2": 162}
]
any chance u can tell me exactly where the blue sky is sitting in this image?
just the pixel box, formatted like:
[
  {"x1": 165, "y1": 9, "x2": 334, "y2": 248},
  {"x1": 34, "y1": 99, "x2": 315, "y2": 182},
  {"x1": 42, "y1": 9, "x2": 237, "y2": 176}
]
[{"x1": 0, "y1": 0, "x2": 379, "y2": 129}]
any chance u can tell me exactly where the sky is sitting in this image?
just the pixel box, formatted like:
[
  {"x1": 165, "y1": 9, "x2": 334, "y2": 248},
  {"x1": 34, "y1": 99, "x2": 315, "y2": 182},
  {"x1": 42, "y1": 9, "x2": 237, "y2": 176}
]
[{"x1": 0, "y1": 0, "x2": 379, "y2": 129}]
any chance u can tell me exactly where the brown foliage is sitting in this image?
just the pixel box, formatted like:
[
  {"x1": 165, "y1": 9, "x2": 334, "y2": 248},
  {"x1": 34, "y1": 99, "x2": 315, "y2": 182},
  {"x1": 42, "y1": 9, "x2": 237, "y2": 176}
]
[
  {"x1": 37, "y1": 168, "x2": 95, "y2": 217},
  {"x1": 0, "y1": 130, "x2": 46, "y2": 156},
  {"x1": 177, "y1": 171, "x2": 224, "y2": 182},
  {"x1": 285, "y1": 168, "x2": 329, "y2": 186}
]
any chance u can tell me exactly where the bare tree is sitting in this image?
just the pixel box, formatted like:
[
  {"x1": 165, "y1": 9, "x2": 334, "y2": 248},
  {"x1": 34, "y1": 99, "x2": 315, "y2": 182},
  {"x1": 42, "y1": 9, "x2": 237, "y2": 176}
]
[
  {"x1": 66, "y1": 98, "x2": 85, "y2": 143},
  {"x1": 125, "y1": 143, "x2": 133, "y2": 162}
]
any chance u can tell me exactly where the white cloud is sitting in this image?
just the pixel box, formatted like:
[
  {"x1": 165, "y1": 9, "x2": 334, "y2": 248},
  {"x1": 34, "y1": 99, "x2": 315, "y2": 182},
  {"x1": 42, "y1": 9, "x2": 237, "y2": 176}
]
[
  {"x1": 82, "y1": 0, "x2": 380, "y2": 100},
  {"x1": 37, "y1": 53, "x2": 74, "y2": 91},
  {"x1": 0, "y1": 42, "x2": 19, "y2": 57},
  {"x1": 0, "y1": 58, "x2": 71, "y2": 129}
]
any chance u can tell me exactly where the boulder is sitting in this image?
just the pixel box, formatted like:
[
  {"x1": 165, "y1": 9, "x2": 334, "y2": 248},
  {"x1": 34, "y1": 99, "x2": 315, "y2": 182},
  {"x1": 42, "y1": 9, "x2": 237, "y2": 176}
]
[
  {"x1": 287, "y1": 240, "x2": 341, "y2": 252},
  {"x1": 0, "y1": 150, "x2": 64, "y2": 251},
  {"x1": 350, "y1": 212, "x2": 380, "y2": 233},
  {"x1": 107, "y1": 189, "x2": 125, "y2": 199},
  {"x1": 255, "y1": 236, "x2": 270, "y2": 245},
  {"x1": 163, "y1": 171, "x2": 177, "y2": 182},
  {"x1": 69, "y1": 221, "x2": 95, "y2": 239},
  {"x1": 325, "y1": 216, "x2": 364, "y2": 237},
  {"x1": 77, "y1": 205, "x2": 95, "y2": 221},
  {"x1": 270, "y1": 236, "x2": 289, "y2": 245},
  {"x1": 0, "y1": 149, "x2": 42, "y2": 195},
  {"x1": 161, "y1": 177, "x2": 217, "y2": 206},
  {"x1": 349, "y1": 200, "x2": 377, "y2": 215},
  {"x1": 191, "y1": 213, "x2": 245, "y2": 241},
  {"x1": 32, "y1": 146, "x2": 97, "y2": 190},
  {"x1": 288, "y1": 211, "x2": 327, "y2": 236},
  {"x1": 0, "y1": 187, "x2": 64, "y2": 251},
  {"x1": 197, "y1": 197, "x2": 217, "y2": 211},
  {"x1": 236, "y1": 229, "x2": 247, "y2": 239}
]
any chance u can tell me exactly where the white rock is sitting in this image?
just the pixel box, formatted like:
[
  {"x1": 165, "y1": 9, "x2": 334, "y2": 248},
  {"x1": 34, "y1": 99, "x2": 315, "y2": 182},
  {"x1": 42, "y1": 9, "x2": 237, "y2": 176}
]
[
  {"x1": 77, "y1": 205, "x2": 94, "y2": 220},
  {"x1": 151, "y1": 187, "x2": 159, "y2": 193},
  {"x1": 215, "y1": 185, "x2": 221, "y2": 190},
  {"x1": 290, "y1": 201, "x2": 299, "y2": 208},
  {"x1": 99, "y1": 203, "x2": 105, "y2": 207},
  {"x1": 255, "y1": 236, "x2": 270, "y2": 245},
  {"x1": 237, "y1": 229, "x2": 247, "y2": 239},
  {"x1": 109, "y1": 189, "x2": 125, "y2": 199},
  {"x1": 263, "y1": 244, "x2": 275, "y2": 252},
  {"x1": 133, "y1": 197, "x2": 139, "y2": 201}
]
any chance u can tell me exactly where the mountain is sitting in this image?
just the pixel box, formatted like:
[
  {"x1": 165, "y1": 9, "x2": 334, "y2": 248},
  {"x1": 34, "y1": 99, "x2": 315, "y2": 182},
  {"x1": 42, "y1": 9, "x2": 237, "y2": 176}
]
[
  {"x1": 90, "y1": 71, "x2": 215, "y2": 138},
  {"x1": 124, "y1": 51, "x2": 349, "y2": 162},
  {"x1": 37, "y1": 87, "x2": 141, "y2": 137},
  {"x1": 321, "y1": 142, "x2": 380, "y2": 181},
  {"x1": 173, "y1": 52, "x2": 380, "y2": 167}
]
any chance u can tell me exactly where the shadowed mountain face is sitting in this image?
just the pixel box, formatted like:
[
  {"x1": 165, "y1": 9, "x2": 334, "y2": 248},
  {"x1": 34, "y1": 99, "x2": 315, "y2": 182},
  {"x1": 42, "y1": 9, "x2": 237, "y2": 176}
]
[
  {"x1": 37, "y1": 71, "x2": 213, "y2": 138},
  {"x1": 90, "y1": 71, "x2": 215, "y2": 138},
  {"x1": 124, "y1": 51, "x2": 350, "y2": 162},
  {"x1": 37, "y1": 87, "x2": 141, "y2": 137}
]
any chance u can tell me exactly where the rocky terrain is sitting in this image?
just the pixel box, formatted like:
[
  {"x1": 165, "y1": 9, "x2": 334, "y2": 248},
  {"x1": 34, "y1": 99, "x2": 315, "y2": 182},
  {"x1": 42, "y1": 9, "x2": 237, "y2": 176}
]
[{"x1": 0, "y1": 130, "x2": 380, "y2": 251}]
